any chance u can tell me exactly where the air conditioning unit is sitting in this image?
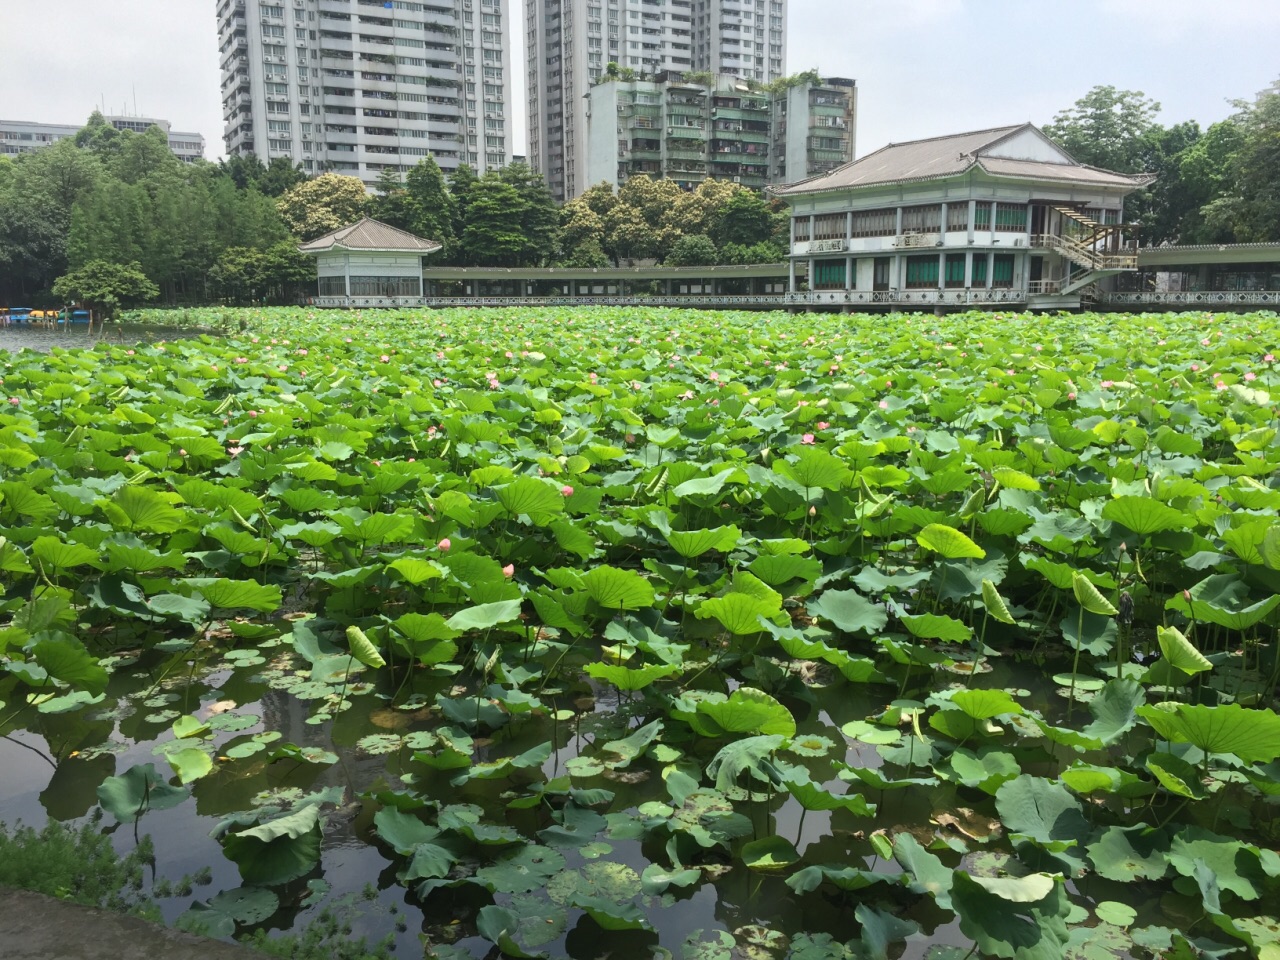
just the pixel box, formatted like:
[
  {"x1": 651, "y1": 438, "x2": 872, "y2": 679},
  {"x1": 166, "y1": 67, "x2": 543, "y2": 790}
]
[
  {"x1": 732, "y1": 175, "x2": 741, "y2": 183},
  {"x1": 1012, "y1": 238, "x2": 1025, "y2": 246}
]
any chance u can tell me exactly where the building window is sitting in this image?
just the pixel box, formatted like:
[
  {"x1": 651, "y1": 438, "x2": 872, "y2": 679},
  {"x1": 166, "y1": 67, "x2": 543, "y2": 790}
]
[
  {"x1": 813, "y1": 214, "x2": 845, "y2": 241},
  {"x1": 850, "y1": 208, "x2": 895, "y2": 238},
  {"x1": 974, "y1": 204, "x2": 991, "y2": 230},
  {"x1": 972, "y1": 256, "x2": 988, "y2": 285},
  {"x1": 901, "y1": 205, "x2": 941, "y2": 234},
  {"x1": 992, "y1": 254, "x2": 1015, "y2": 287},
  {"x1": 995, "y1": 203, "x2": 1026, "y2": 232},
  {"x1": 905, "y1": 255, "x2": 939, "y2": 289},
  {"x1": 947, "y1": 204, "x2": 969, "y2": 233},
  {"x1": 793, "y1": 217, "x2": 811, "y2": 242},
  {"x1": 944, "y1": 254, "x2": 966, "y2": 288},
  {"x1": 812, "y1": 259, "x2": 846, "y2": 289},
  {"x1": 348, "y1": 275, "x2": 422, "y2": 297},
  {"x1": 317, "y1": 276, "x2": 346, "y2": 297}
]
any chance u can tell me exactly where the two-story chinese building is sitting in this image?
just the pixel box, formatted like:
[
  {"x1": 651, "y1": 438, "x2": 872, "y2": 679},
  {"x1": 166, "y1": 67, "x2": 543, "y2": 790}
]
[{"x1": 771, "y1": 123, "x2": 1154, "y2": 310}]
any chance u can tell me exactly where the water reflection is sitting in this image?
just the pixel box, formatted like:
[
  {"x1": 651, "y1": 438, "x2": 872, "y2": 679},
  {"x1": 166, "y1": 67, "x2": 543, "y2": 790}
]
[{"x1": 0, "y1": 323, "x2": 211, "y2": 353}]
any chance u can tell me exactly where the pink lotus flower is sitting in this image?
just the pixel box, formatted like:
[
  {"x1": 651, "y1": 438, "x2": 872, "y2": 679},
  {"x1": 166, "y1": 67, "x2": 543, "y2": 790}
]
[
  {"x1": 816, "y1": 421, "x2": 830, "y2": 431},
  {"x1": 437, "y1": 538, "x2": 451, "y2": 552},
  {"x1": 560, "y1": 485, "x2": 574, "y2": 497},
  {"x1": 878, "y1": 400, "x2": 889, "y2": 410},
  {"x1": 502, "y1": 564, "x2": 515, "y2": 578},
  {"x1": 380, "y1": 354, "x2": 391, "y2": 363},
  {"x1": 7, "y1": 397, "x2": 18, "y2": 406},
  {"x1": 1245, "y1": 371, "x2": 1257, "y2": 381},
  {"x1": 126, "y1": 349, "x2": 135, "y2": 356},
  {"x1": 1191, "y1": 364, "x2": 1200, "y2": 371},
  {"x1": 179, "y1": 449, "x2": 187, "y2": 457},
  {"x1": 372, "y1": 460, "x2": 381, "y2": 467},
  {"x1": 1266, "y1": 354, "x2": 1275, "y2": 363},
  {"x1": 227, "y1": 446, "x2": 244, "y2": 457},
  {"x1": 801, "y1": 433, "x2": 816, "y2": 445},
  {"x1": 248, "y1": 410, "x2": 258, "y2": 418},
  {"x1": 1067, "y1": 392, "x2": 1076, "y2": 400}
]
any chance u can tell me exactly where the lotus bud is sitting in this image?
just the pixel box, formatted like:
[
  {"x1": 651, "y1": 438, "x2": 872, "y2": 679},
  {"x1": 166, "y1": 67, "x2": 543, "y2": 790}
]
[
  {"x1": 502, "y1": 564, "x2": 515, "y2": 578},
  {"x1": 437, "y1": 538, "x2": 452, "y2": 552},
  {"x1": 808, "y1": 505, "x2": 817, "y2": 517}
]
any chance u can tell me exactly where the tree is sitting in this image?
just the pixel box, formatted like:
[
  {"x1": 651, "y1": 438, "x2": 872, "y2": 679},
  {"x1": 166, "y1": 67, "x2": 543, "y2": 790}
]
[
  {"x1": 211, "y1": 241, "x2": 313, "y2": 304},
  {"x1": 52, "y1": 260, "x2": 159, "y2": 319},
  {"x1": 664, "y1": 234, "x2": 719, "y2": 266},
  {"x1": 277, "y1": 173, "x2": 367, "y2": 241},
  {"x1": 403, "y1": 156, "x2": 455, "y2": 248},
  {"x1": 710, "y1": 189, "x2": 774, "y2": 248},
  {"x1": 258, "y1": 157, "x2": 307, "y2": 197},
  {"x1": 497, "y1": 163, "x2": 560, "y2": 265},
  {"x1": 368, "y1": 167, "x2": 414, "y2": 231},
  {"x1": 1203, "y1": 88, "x2": 1280, "y2": 241},
  {"x1": 1044, "y1": 86, "x2": 1162, "y2": 173},
  {"x1": 447, "y1": 163, "x2": 480, "y2": 253},
  {"x1": 457, "y1": 179, "x2": 530, "y2": 266}
]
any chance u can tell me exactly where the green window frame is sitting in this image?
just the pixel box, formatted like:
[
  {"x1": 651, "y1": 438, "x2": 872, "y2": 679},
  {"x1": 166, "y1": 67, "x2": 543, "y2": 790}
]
[
  {"x1": 813, "y1": 258, "x2": 847, "y2": 289},
  {"x1": 944, "y1": 254, "x2": 966, "y2": 288},
  {"x1": 992, "y1": 254, "x2": 1015, "y2": 287},
  {"x1": 971, "y1": 257, "x2": 988, "y2": 284},
  {"x1": 905, "y1": 255, "x2": 939, "y2": 289},
  {"x1": 974, "y1": 204, "x2": 992, "y2": 230},
  {"x1": 995, "y1": 203, "x2": 1027, "y2": 232}
]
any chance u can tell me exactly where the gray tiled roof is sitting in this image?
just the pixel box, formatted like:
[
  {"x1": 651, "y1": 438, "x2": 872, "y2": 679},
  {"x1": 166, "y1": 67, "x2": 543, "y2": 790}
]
[
  {"x1": 299, "y1": 217, "x2": 442, "y2": 253},
  {"x1": 772, "y1": 123, "x2": 1151, "y2": 196}
]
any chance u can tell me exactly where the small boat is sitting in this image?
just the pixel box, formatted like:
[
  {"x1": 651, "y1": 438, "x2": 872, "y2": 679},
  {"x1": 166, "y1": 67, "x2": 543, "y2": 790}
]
[{"x1": 6, "y1": 308, "x2": 33, "y2": 324}]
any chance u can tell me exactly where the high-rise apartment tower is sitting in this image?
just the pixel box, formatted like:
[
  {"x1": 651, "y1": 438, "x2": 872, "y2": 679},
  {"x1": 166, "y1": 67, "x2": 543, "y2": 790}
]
[
  {"x1": 217, "y1": 0, "x2": 513, "y2": 187},
  {"x1": 527, "y1": 0, "x2": 787, "y2": 202}
]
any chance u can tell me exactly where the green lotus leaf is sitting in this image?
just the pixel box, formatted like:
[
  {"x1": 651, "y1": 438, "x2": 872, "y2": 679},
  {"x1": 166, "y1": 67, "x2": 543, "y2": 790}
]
[
  {"x1": 786, "y1": 865, "x2": 896, "y2": 895},
  {"x1": 916, "y1": 523, "x2": 986, "y2": 559},
  {"x1": 776, "y1": 447, "x2": 850, "y2": 492},
  {"x1": 1155, "y1": 625, "x2": 1212, "y2": 676},
  {"x1": 445, "y1": 598, "x2": 524, "y2": 632},
  {"x1": 893, "y1": 833, "x2": 954, "y2": 909},
  {"x1": 1166, "y1": 574, "x2": 1280, "y2": 630},
  {"x1": 807, "y1": 589, "x2": 887, "y2": 635},
  {"x1": 664, "y1": 524, "x2": 741, "y2": 559},
  {"x1": 1101, "y1": 496, "x2": 1189, "y2": 535},
  {"x1": 740, "y1": 835, "x2": 799, "y2": 871},
  {"x1": 994, "y1": 775, "x2": 1090, "y2": 853},
  {"x1": 780, "y1": 777, "x2": 876, "y2": 816},
  {"x1": 104, "y1": 485, "x2": 188, "y2": 534},
  {"x1": 951, "y1": 689, "x2": 1024, "y2": 720},
  {"x1": 1072, "y1": 573, "x2": 1117, "y2": 616},
  {"x1": 31, "y1": 536, "x2": 100, "y2": 570},
  {"x1": 696, "y1": 592, "x2": 778, "y2": 635},
  {"x1": 1086, "y1": 824, "x2": 1171, "y2": 883},
  {"x1": 748, "y1": 553, "x2": 823, "y2": 587},
  {"x1": 697, "y1": 687, "x2": 795, "y2": 737},
  {"x1": 952, "y1": 871, "x2": 1070, "y2": 960},
  {"x1": 1081, "y1": 678, "x2": 1144, "y2": 745},
  {"x1": 991, "y1": 466, "x2": 1040, "y2": 492},
  {"x1": 385, "y1": 556, "x2": 445, "y2": 584},
  {"x1": 585, "y1": 661, "x2": 679, "y2": 690},
  {"x1": 495, "y1": 476, "x2": 566, "y2": 523},
  {"x1": 183, "y1": 577, "x2": 282, "y2": 613},
  {"x1": 345, "y1": 625, "x2": 385, "y2": 669},
  {"x1": 32, "y1": 638, "x2": 109, "y2": 695},
  {"x1": 580, "y1": 565, "x2": 655, "y2": 610},
  {"x1": 981, "y1": 579, "x2": 1015, "y2": 624},
  {"x1": 475, "y1": 844, "x2": 567, "y2": 895},
  {"x1": 166, "y1": 746, "x2": 214, "y2": 784},
  {"x1": 97, "y1": 763, "x2": 189, "y2": 821},
  {"x1": 220, "y1": 803, "x2": 323, "y2": 886},
  {"x1": 671, "y1": 468, "x2": 738, "y2": 498},
  {"x1": 1138, "y1": 702, "x2": 1280, "y2": 763},
  {"x1": 902, "y1": 613, "x2": 972, "y2": 642}
]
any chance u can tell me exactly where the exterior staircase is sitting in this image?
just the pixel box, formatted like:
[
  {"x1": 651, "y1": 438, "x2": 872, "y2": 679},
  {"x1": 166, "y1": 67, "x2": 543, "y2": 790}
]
[{"x1": 1034, "y1": 208, "x2": 1139, "y2": 295}]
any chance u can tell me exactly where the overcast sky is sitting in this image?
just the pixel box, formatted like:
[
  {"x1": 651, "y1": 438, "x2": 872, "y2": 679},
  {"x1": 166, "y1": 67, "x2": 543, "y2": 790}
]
[{"x1": 2, "y1": 0, "x2": 1277, "y2": 165}]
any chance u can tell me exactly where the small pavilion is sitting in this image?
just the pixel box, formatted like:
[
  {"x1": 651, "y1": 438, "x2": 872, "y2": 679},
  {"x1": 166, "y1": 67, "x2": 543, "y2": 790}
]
[{"x1": 299, "y1": 217, "x2": 441, "y2": 301}]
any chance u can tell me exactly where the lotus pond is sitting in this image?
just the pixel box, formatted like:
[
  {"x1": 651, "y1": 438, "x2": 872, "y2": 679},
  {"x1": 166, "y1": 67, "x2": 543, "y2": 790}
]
[{"x1": 2, "y1": 306, "x2": 1280, "y2": 960}]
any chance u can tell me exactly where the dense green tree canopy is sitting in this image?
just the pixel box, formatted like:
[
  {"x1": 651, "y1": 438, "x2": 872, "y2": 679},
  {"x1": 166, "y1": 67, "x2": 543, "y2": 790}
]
[
  {"x1": 276, "y1": 173, "x2": 368, "y2": 242},
  {"x1": 51, "y1": 260, "x2": 159, "y2": 318}
]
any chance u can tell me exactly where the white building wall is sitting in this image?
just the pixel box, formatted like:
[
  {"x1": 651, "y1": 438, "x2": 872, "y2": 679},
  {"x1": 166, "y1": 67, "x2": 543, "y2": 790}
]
[
  {"x1": 532, "y1": 0, "x2": 760, "y2": 202},
  {"x1": 692, "y1": 0, "x2": 785, "y2": 82},
  {"x1": 0, "y1": 117, "x2": 205, "y2": 162},
  {"x1": 217, "y1": 0, "x2": 510, "y2": 188}
]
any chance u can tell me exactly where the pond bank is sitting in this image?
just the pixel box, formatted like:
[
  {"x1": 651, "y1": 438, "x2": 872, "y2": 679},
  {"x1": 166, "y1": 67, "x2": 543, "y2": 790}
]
[{"x1": 0, "y1": 886, "x2": 260, "y2": 960}]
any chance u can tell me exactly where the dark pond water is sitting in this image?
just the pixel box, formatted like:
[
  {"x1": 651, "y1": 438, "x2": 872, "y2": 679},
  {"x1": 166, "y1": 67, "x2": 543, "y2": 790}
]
[
  {"x1": 0, "y1": 323, "x2": 210, "y2": 353},
  {"x1": 0, "y1": 634, "x2": 1112, "y2": 960}
]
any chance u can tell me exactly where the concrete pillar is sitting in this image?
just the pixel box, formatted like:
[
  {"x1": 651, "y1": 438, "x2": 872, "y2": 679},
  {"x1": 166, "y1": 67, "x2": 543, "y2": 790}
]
[
  {"x1": 845, "y1": 256, "x2": 853, "y2": 291},
  {"x1": 938, "y1": 251, "x2": 946, "y2": 292},
  {"x1": 789, "y1": 258, "x2": 797, "y2": 294},
  {"x1": 895, "y1": 206, "x2": 903, "y2": 236},
  {"x1": 990, "y1": 201, "x2": 999, "y2": 242},
  {"x1": 968, "y1": 200, "x2": 976, "y2": 244},
  {"x1": 986, "y1": 251, "x2": 995, "y2": 291},
  {"x1": 940, "y1": 202, "x2": 948, "y2": 239}
]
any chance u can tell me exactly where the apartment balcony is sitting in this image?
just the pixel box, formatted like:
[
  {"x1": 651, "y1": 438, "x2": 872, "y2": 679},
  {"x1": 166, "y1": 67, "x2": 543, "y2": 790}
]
[{"x1": 666, "y1": 125, "x2": 705, "y2": 139}]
